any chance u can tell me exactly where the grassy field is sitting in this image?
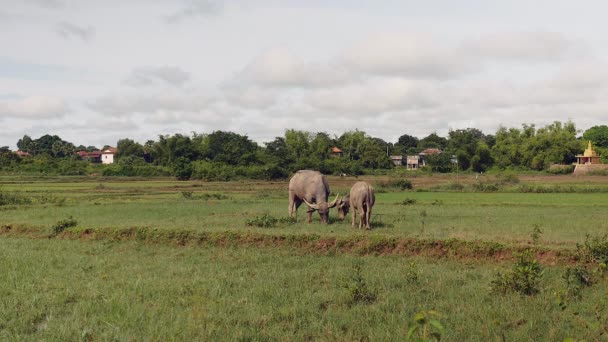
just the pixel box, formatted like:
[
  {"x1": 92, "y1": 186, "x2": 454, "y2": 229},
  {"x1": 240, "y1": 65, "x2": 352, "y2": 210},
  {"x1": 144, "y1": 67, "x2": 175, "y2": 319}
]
[
  {"x1": 2, "y1": 238, "x2": 608, "y2": 341},
  {"x1": 2, "y1": 173, "x2": 608, "y2": 340},
  {"x1": 2, "y1": 174, "x2": 608, "y2": 244}
]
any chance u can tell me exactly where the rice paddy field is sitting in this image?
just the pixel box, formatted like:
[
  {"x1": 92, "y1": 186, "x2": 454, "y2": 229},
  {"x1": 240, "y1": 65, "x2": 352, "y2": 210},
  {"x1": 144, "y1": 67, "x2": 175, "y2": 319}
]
[{"x1": 2, "y1": 173, "x2": 608, "y2": 340}]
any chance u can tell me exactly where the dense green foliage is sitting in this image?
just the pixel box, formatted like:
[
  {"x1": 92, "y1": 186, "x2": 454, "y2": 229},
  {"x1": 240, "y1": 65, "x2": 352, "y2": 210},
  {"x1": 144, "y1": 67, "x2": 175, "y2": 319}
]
[{"x1": 2, "y1": 120, "x2": 598, "y2": 179}]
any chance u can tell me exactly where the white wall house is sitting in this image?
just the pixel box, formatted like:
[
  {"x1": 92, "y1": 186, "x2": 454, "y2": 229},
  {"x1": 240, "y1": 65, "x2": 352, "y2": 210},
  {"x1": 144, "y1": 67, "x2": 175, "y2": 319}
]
[{"x1": 101, "y1": 147, "x2": 117, "y2": 164}]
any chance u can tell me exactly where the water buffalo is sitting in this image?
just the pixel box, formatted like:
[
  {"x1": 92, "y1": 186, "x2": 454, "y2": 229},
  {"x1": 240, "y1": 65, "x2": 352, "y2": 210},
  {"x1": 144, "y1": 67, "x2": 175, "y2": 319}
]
[
  {"x1": 337, "y1": 181, "x2": 375, "y2": 229},
  {"x1": 288, "y1": 170, "x2": 339, "y2": 223}
]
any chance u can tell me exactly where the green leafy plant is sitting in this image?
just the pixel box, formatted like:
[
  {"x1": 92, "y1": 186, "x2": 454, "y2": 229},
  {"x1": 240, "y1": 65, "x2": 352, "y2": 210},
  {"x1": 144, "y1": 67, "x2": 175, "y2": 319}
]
[
  {"x1": 344, "y1": 262, "x2": 377, "y2": 305},
  {"x1": 530, "y1": 224, "x2": 543, "y2": 245},
  {"x1": 51, "y1": 216, "x2": 78, "y2": 236},
  {"x1": 491, "y1": 250, "x2": 543, "y2": 296},
  {"x1": 400, "y1": 198, "x2": 417, "y2": 206},
  {"x1": 563, "y1": 265, "x2": 592, "y2": 299},
  {"x1": 405, "y1": 261, "x2": 420, "y2": 284},
  {"x1": 419, "y1": 210, "x2": 428, "y2": 234},
  {"x1": 246, "y1": 214, "x2": 278, "y2": 228},
  {"x1": 406, "y1": 310, "x2": 445, "y2": 341}
]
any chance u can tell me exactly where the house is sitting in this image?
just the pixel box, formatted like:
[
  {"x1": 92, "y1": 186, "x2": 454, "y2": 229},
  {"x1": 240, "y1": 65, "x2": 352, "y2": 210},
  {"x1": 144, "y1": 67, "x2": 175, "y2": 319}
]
[
  {"x1": 406, "y1": 155, "x2": 420, "y2": 170},
  {"x1": 77, "y1": 150, "x2": 102, "y2": 163},
  {"x1": 101, "y1": 147, "x2": 117, "y2": 164},
  {"x1": 330, "y1": 146, "x2": 343, "y2": 158},
  {"x1": 389, "y1": 155, "x2": 403, "y2": 166},
  {"x1": 419, "y1": 148, "x2": 442, "y2": 168},
  {"x1": 15, "y1": 150, "x2": 31, "y2": 157},
  {"x1": 406, "y1": 148, "x2": 442, "y2": 170}
]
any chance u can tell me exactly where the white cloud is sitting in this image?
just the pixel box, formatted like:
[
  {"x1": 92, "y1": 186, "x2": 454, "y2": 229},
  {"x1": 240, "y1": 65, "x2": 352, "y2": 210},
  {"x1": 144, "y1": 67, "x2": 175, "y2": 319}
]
[
  {"x1": 341, "y1": 32, "x2": 473, "y2": 79},
  {"x1": 307, "y1": 78, "x2": 439, "y2": 114},
  {"x1": 462, "y1": 31, "x2": 580, "y2": 62},
  {"x1": 56, "y1": 21, "x2": 94, "y2": 41},
  {"x1": 164, "y1": 0, "x2": 222, "y2": 24},
  {"x1": 0, "y1": 95, "x2": 68, "y2": 119},
  {"x1": 237, "y1": 47, "x2": 352, "y2": 88},
  {"x1": 123, "y1": 66, "x2": 192, "y2": 87},
  {"x1": 89, "y1": 90, "x2": 216, "y2": 117}
]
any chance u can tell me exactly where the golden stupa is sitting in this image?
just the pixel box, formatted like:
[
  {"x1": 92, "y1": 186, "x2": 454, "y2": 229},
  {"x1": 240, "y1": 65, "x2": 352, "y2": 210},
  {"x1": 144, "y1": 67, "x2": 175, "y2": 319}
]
[{"x1": 576, "y1": 141, "x2": 601, "y2": 164}]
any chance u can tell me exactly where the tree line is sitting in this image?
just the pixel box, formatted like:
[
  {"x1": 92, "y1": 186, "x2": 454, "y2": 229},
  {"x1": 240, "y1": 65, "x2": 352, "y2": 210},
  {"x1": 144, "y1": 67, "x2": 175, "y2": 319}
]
[{"x1": 2, "y1": 121, "x2": 608, "y2": 180}]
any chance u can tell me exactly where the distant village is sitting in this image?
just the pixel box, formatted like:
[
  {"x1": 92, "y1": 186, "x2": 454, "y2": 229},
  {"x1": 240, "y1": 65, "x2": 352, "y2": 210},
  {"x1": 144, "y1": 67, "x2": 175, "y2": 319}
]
[{"x1": 14, "y1": 147, "x2": 118, "y2": 164}]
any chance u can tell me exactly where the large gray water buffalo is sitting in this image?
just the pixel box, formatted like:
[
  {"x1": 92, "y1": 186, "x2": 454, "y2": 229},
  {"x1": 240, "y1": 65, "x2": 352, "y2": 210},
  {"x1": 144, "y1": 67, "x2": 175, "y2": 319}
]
[
  {"x1": 288, "y1": 170, "x2": 339, "y2": 223},
  {"x1": 337, "y1": 181, "x2": 375, "y2": 229}
]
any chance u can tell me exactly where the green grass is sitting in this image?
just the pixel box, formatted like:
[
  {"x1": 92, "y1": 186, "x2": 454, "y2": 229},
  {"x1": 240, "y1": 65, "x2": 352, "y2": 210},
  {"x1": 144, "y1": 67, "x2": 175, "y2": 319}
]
[
  {"x1": 1, "y1": 237, "x2": 607, "y2": 341},
  {"x1": 3, "y1": 175, "x2": 608, "y2": 339},
  {"x1": 2, "y1": 178, "x2": 608, "y2": 245}
]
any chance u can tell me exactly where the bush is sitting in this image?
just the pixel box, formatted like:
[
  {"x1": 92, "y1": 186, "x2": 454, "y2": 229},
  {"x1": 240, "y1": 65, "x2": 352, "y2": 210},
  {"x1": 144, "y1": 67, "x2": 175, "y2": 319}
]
[
  {"x1": 0, "y1": 190, "x2": 32, "y2": 206},
  {"x1": 577, "y1": 234, "x2": 608, "y2": 265},
  {"x1": 547, "y1": 164, "x2": 575, "y2": 174},
  {"x1": 380, "y1": 178, "x2": 413, "y2": 191},
  {"x1": 491, "y1": 250, "x2": 543, "y2": 296},
  {"x1": 246, "y1": 214, "x2": 279, "y2": 228},
  {"x1": 400, "y1": 198, "x2": 417, "y2": 206},
  {"x1": 344, "y1": 263, "x2": 377, "y2": 305},
  {"x1": 51, "y1": 216, "x2": 78, "y2": 236},
  {"x1": 495, "y1": 172, "x2": 520, "y2": 184},
  {"x1": 563, "y1": 265, "x2": 592, "y2": 299}
]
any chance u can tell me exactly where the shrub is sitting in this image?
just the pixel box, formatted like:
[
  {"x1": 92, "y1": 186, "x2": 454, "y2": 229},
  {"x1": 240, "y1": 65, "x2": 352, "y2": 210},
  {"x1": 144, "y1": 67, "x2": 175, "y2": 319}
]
[
  {"x1": 246, "y1": 214, "x2": 278, "y2": 228},
  {"x1": 406, "y1": 310, "x2": 445, "y2": 342},
  {"x1": 51, "y1": 216, "x2": 78, "y2": 236},
  {"x1": 472, "y1": 182, "x2": 500, "y2": 192},
  {"x1": 577, "y1": 234, "x2": 608, "y2": 265},
  {"x1": 0, "y1": 190, "x2": 32, "y2": 206},
  {"x1": 344, "y1": 263, "x2": 377, "y2": 305},
  {"x1": 380, "y1": 178, "x2": 413, "y2": 191},
  {"x1": 547, "y1": 164, "x2": 575, "y2": 174},
  {"x1": 405, "y1": 261, "x2": 420, "y2": 284},
  {"x1": 495, "y1": 172, "x2": 520, "y2": 184},
  {"x1": 491, "y1": 250, "x2": 543, "y2": 296},
  {"x1": 530, "y1": 225, "x2": 543, "y2": 245},
  {"x1": 563, "y1": 265, "x2": 592, "y2": 299},
  {"x1": 400, "y1": 198, "x2": 417, "y2": 206}
]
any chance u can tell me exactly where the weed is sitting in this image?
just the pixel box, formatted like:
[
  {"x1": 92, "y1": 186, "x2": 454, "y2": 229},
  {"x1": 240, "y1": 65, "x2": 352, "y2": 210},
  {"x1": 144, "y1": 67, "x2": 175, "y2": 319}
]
[
  {"x1": 530, "y1": 225, "x2": 543, "y2": 245},
  {"x1": 381, "y1": 179, "x2": 413, "y2": 191},
  {"x1": 577, "y1": 234, "x2": 608, "y2": 264},
  {"x1": 563, "y1": 265, "x2": 592, "y2": 299},
  {"x1": 490, "y1": 250, "x2": 543, "y2": 296},
  {"x1": 246, "y1": 214, "x2": 278, "y2": 228},
  {"x1": 51, "y1": 216, "x2": 78, "y2": 236},
  {"x1": 400, "y1": 198, "x2": 417, "y2": 206},
  {"x1": 405, "y1": 261, "x2": 420, "y2": 284},
  {"x1": 430, "y1": 199, "x2": 443, "y2": 206},
  {"x1": 344, "y1": 262, "x2": 377, "y2": 305},
  {"x1": 419, "y1": 210, "x2": 428, "y2": 234},
  {"x1": 406, "y1": 310, "x2": 445, "y2": 342},
  {"x1": 0, "y1": 190, "x2": 32, "y2": 206},
  {"x1": 181, "y1": 191, "x2": 194, "y2": 199},
  {"x1": 495, "y1": 172, "x2": 520, "y2": 185}
]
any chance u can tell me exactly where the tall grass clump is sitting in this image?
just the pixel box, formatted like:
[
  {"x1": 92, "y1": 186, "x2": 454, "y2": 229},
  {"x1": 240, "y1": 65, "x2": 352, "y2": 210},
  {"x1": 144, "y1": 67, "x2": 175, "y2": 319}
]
[
  {"x1": 50, "y1": 216, "x2": 78, "y2": 236},
  {"x1": 378, "y1": 178, "x2": 413, "y2": 192},
  {"x1": 0, "y1": 188, "x2": 32, "y2": 206},
  {"x1": 491, "y1": 250, "x2": 543, "y2": 296},
  {"x1": 344, "y1": 262, "x2": 377, "y2": 306},
  {"x1": 577, "y1": 234, "x2": 608, "y2": 265}
]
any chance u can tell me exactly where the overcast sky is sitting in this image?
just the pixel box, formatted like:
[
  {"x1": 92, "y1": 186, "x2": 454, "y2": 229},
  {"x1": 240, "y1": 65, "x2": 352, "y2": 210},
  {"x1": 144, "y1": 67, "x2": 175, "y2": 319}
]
[{"x1": 1, "y1": 0, "x2": 608, "y2": 149}]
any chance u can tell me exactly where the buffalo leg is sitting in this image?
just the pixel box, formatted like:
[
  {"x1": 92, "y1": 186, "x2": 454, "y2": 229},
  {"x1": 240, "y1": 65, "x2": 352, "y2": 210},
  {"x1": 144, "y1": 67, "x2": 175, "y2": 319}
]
[{"x1": 351, "y1": 209, "x2": 356, "y2": 228}]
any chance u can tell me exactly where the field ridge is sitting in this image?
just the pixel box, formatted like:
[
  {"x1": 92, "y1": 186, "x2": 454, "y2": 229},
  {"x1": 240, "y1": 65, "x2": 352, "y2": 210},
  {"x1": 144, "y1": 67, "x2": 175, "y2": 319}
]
[{"x1": 0, "y1": 223, "x2": 578, "y2": 265}]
